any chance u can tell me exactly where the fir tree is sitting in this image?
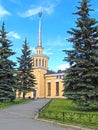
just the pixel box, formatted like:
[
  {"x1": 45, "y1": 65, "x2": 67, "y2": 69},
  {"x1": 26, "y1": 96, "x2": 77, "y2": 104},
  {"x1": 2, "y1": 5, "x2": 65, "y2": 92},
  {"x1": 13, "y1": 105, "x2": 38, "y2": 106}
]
[
  {"x1": 63, "y1": 0, "x2": 98, "y2": 110},
  {"x1": 0, "y1": 22, "x2": 17, "y2": 102},
  {"x1": 17, "y1": 38, "x2": 36, "y2": 99}
]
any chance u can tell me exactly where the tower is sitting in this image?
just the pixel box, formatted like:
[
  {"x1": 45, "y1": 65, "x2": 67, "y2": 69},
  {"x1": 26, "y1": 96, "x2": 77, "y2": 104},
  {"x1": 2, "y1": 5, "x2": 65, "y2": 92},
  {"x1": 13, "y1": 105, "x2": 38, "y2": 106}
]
[{"x1": 32, "y1": 12, "x2": 49, "y2": 98}]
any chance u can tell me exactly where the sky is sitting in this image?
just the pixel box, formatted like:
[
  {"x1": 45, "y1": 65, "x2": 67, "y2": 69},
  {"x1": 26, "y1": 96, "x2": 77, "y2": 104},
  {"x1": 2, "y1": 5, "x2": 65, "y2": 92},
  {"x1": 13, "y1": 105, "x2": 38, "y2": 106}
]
[{"x1": 0, "y1": 0, "x2": 98, "y2": 71}]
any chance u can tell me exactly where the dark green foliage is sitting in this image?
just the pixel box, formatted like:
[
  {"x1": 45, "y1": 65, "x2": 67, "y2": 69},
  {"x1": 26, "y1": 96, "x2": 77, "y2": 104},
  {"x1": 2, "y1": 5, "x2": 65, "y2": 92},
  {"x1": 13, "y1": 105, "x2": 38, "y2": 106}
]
[
  {"x1": 17, "y1": 38, "x2": 36, "y2": 99},
  {"x1": 0, "y1": 22, "x2": 17, "y2": 102},
  {"x1": 0, "y1": 98, "x2": 32, "y2": 108},
  {"x1": 63, "y1": 0, "x2": 98, "y2": 110}
]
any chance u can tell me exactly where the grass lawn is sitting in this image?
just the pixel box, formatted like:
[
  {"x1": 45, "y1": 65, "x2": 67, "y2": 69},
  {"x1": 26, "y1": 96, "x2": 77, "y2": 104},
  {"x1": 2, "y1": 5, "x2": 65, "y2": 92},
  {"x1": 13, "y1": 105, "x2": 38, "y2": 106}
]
[
  {"x1": 0, "y1": 98, "x2": 33, "y2": 109},
  {"x1": 38, "y1": 99, "x2": 98, "y2": 130}
]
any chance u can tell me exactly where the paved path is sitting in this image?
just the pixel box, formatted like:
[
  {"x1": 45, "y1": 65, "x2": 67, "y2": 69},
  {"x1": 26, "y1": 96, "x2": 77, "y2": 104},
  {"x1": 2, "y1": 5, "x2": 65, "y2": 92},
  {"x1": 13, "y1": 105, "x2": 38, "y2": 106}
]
[{"x1": 0, "y1": 99, "x2": 75, "y2": 130}]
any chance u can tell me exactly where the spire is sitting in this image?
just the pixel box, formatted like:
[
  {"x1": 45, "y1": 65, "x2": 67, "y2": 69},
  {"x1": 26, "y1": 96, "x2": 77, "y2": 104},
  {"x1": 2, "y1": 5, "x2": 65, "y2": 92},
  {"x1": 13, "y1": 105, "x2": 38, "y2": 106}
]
[{"x1": 38, "y1": 12, "x2": 42, "y2": 47}]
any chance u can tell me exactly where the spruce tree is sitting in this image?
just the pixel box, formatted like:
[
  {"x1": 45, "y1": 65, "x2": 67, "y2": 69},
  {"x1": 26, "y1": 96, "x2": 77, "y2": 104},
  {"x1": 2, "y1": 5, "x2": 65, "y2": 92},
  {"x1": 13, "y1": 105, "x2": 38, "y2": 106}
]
[
  {"x1": 17, "y1": 38, "x2": 36, "y2": 99},
  {"x1": 0, "y1": 22, "x2": 16, "y2": 102},
  {"x1": 63, "y1": 0, "x2": 98, "y2": 110}
]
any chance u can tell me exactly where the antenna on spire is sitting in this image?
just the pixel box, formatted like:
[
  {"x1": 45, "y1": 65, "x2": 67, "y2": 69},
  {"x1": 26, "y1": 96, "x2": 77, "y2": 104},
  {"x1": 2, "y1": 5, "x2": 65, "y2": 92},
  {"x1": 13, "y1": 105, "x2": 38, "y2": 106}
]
[
  {"x1": 38, "y1": 12, "x2": 42, "y2": 17},
  {"x1": 38, "y1": 12, "x2": 42, "y2": 47}
]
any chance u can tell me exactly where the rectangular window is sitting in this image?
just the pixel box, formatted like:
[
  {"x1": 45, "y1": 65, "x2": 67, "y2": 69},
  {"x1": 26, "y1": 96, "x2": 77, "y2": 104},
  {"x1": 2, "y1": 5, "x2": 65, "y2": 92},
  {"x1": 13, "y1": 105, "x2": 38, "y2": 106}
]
[
  {"x1": 39, "y1": 59, "x2": 41, "y2": 66},
  {"x1": 56, "y1": 75, "x2": 58, "y2": 79},
  {"x1": 36, "y1": 59, "x2": 38, "y2": 66},
  {"x1": 48, "y1": 82, "x2": 51, "y2": 96},
  {"x1": 56, "y1": 82, "x2": 59, "y2": 96}
]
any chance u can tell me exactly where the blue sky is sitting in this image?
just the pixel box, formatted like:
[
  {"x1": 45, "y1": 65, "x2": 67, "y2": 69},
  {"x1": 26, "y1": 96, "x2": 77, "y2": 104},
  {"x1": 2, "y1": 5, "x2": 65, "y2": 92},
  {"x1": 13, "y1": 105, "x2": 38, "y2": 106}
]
[{"x1": 0, "y1": 0, "x2": 98, "y2": 71}]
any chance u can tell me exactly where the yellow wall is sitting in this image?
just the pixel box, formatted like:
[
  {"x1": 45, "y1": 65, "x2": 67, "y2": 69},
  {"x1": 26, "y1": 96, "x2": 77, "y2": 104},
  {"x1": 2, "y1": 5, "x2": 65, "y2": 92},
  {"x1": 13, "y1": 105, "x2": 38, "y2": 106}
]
[
  {"x1": 16, "y1": 90, "x2": 34, "y2": 99},
  {"x1": 45, "y1": 74, "x2": 64, "y2": 98},
  {"x1": 33, "y1": 68, "x2": 47, "y2": 98},
  {"x1": 16, "y1": 68, "x2": 64, "y2": 99}
]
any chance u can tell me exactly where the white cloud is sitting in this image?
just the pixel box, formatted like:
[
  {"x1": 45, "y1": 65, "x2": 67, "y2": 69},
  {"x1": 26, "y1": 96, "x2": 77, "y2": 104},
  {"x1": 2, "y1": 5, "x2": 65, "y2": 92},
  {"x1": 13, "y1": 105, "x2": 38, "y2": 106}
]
[
  {"x1": 56, "y1": 63, "x2": 70, "y2": 70},
  {"x1": 0, "y1": 5, "x2": 11, "y2": 19},
  {"x1": 7, "y1": 31, "x2": 20, "y2": 39},
  {"x1": 18, "y1": 0, "x2": 60, "y2": 17},
  {"x1": 44, "y1": 4, "x2": 54, "y2": 15},
  {"x1": 19, "y1": 5, "x2": 54, "y2": 18}
]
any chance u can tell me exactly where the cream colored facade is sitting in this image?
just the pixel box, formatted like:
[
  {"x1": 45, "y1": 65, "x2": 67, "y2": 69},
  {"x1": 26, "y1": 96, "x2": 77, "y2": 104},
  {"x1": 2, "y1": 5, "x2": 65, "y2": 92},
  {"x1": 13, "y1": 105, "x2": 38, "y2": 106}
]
[
  {"x1": 32, "y1": 59, "x2": 64, "y2": 98},
  {"x1": 18, "y1": 13, "x2": 64, "y2": 99},
  {"x1": 45, "y1": 72, "x2": 64, "y2": 98},
  {"x1": 30, "y1": 13, "x2": 64, "y2": 99}
]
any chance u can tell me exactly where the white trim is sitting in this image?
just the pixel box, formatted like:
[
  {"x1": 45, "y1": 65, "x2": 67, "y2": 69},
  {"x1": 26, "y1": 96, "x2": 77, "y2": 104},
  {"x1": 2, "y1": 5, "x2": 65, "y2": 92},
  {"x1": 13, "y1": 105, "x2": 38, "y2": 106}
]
[
  {"x1": 55, "y1": 79, "x2": 59, "y2": 82},
  {"x1": 47, "y1": 80, "x2": 51, "y2": 83},
  {"x1": 45, "y1": 73, "x2": 64, "y2": 77}
]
